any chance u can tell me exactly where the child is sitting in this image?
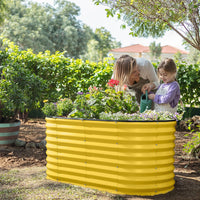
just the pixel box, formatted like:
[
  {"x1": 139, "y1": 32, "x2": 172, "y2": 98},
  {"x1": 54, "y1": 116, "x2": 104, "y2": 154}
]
[{"x1": 148, "y1": 58, "x2": 180, "y2": 114}]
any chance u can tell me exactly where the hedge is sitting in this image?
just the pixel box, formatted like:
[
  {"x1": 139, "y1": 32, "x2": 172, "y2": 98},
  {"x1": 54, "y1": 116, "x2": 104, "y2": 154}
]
[{"x1": 0, "y1": 38, "x2": 199, "y2": 110}]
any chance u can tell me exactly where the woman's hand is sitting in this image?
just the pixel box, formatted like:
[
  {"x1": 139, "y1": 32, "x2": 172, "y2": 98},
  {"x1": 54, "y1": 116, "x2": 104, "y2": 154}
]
[
  {"x1": 148, "y1": 94, "x2": 155, "y2": 100},
  {"x1": 142, "y1": 83, "x2": 155, "y2": 94}
]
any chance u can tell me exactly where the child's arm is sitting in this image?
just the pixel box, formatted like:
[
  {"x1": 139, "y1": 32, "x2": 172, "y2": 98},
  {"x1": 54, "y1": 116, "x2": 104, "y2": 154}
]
[{"x1": 154, "y1": 83, "x2": 180, "y2": 107}]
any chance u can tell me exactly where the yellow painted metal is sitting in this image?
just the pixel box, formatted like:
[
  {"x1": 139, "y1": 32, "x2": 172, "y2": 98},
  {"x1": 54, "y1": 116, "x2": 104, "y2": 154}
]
[{"x1": 46, "y1": 118, "x2": 176, "y2": 196}]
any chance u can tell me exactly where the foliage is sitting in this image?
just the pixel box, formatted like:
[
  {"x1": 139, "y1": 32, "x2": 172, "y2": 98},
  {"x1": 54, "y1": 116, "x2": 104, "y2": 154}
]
[
  {"x1": 42, "y1": 89, "x2": 183, "y2": 121},
  {"x1": 0, "y1": 62, "x2": 46, "y2": 123},
  {"x1": 42, "y1": 81, "x2": 139, "y2": 119},
  {"x1": 56, "y1": 98, "x2": 73, "y2": 117},
  {"x1": 69, "y1": 85, "x2": 139, "y2": 119},
  {"x1": 93, "y1": 0, "x2": 200, "y2": 51},
  {"x1": 186, "y1": 46, "x2": 200, "y2": 64},
  {"x1": 0, "y1": 38, "x2": 114, "y2": 102},
  {"x1": 176, "y1": 63, "x2": 200, "y2": 107},
  {"x1": 183, "y1": 124, "x2": 200, "y2": 158},
  {"x1": 42, "y1": 98, "x2": 73, "y2": 117},
  {"x1": 0, "y1": 38, "x2": 199, "y2": 110},
  {"x1": 99, "y1": 110, "x2": 183, "y2": 121},
  {"x1": 94, "y1": 27, "x2": 121, "y2": 61},
  {"x1": 1, "y1": 0, "x2": 120, "y2": 60},
  {"x1": 42, "y1": 79, "x2": 184, "y2": 122},
  {"x1": 149, "y1": 41, "x2": 161, "y2": 61},
  {"x1": 41, "y1": 102, "x2": 57, "y2": 117},
  {"x1": 82, "y1": 27, "x2": 121, "y2": 62},
  {"x1": 173, "y1": 52, "x2": 184, "y2": 63},
  {"x1": 82, "y1": 39, "x2": 99, "y2": 62},
  {"x1": 0, "y1": 0, "x2": 7, "y2": 25},
  {"x1": 1, "y1": 0, "x2": 92, "y2": 58}
]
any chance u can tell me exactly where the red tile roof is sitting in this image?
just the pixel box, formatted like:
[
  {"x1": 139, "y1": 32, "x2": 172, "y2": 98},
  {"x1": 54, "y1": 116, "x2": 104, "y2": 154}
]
[
  {"x1": 110, "y1": 44, "x2": 188, "y2": 54},
  {"x1": 110, "y1": 44, "x2": 149, "y2": 53},
  {"x1": 161, "y1": 45, "x2": 188, "y2": 54}
]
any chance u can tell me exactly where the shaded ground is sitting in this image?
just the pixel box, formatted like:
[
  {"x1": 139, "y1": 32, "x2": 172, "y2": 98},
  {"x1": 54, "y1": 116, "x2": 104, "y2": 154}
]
[
  {"x1": 0, "y1": 120, "x2": 200, "y2": 200},
  {"x1": 0, "y1": 120, "x2": 47, "y2": 169}
]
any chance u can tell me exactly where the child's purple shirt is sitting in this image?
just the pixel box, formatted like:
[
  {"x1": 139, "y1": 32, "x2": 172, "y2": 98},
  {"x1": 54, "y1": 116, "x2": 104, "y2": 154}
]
[{"x1": 154, "y1": 81, "x2": 180, "y2": 108}]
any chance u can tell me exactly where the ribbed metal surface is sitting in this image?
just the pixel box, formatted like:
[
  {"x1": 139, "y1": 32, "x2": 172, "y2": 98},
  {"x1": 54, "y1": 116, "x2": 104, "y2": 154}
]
[
  {"x1": 46, "y1": 118, "x2": 176, "y2": 196},
  {"x1": 0, "y1": 121, "x2": 21, "y2": 146}
]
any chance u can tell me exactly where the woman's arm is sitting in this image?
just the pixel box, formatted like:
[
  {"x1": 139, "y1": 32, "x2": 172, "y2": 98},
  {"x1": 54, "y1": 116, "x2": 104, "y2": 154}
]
[
  {"x1": 138, "y1": 59, "x2": 159, "y2": 93},
  {"x1": 144, "y1": 59, "x2": 159, "y2": 87}
]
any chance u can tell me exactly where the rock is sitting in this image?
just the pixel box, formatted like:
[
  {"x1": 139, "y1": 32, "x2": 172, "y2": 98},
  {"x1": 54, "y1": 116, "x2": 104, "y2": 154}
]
[
  {"x1": 177, "y1": 120, "x2": 189, "y2": 131},
  {"x1": 190, "y1": 115, "x2": 200, "y2": 131},
  {"x1": 25, "y1": 142, "x2": 36, "y2": 149},
  {"x1": 191, "y1": 145, "x2": 200, "y2": 159},
  {"x1": 15, "y1": 139, "x2": 26, "y2": 147},
  {"x1": 37, "y1": 139, "x2": 47, "y2": 150},
  {"x1": 191, "y1": 115, "x2": 200, "y2": 122}
]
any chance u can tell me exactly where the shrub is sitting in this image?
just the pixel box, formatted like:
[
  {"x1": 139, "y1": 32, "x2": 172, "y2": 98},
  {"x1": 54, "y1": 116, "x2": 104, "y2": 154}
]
[
  {"x1": 177, "y1": 63, "x2": 200, "y2": 107},
  {"x1": 0, "y1": 64, "x2": 46, "y2": 122},
  {"x1": 183, "y1": 124, "x2": 200, "y2": 158},
  {"x1": 56, "y1": 98, "x2": 73, "y2": 116},
  {"x1": 42, "y1": 102, "x2": 57, "y2": 117}
]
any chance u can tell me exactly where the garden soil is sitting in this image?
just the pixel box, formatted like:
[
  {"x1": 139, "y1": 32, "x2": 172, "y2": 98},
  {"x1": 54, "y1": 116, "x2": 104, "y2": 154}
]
[{"x1": 0, "y1": 120, "x2": 200, "y2": 200}]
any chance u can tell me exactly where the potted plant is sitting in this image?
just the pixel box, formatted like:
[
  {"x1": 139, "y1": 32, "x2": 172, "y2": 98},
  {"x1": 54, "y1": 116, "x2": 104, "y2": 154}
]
[
  {"x1": 43, "y1": 80, "x2": 183, "y2": 196},
  {"x1": 0, "y1": 62, "x2": 46, "y2": 146}
]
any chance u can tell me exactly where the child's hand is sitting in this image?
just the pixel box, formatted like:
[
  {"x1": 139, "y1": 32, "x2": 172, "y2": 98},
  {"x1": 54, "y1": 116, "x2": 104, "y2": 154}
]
[{"x1": 148, "y1": 94, "x2": 155, "y2": 100}]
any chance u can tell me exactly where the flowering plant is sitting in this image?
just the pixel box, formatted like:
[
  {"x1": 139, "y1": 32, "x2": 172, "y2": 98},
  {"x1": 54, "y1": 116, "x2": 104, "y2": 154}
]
[
  {"x1": 42, "y1": 79, "x2": 183, "y2": 121},
  {"x1": 107, "y1": 79, "x2": 119, "y2": 87},
  {"x1": 99, "y1": 110, "x2": 183, "y2": 121},
  {"x1": 68, "y1": 82, "x2": 139, "y2": 119},
  {"x1": 42, "y1": 79, "x2": 139, "y2": 119}
]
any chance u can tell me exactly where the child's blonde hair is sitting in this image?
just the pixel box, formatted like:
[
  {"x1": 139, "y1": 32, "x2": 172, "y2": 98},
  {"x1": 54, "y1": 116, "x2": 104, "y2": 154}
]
[{"x1": 113, "y1": 55, "x2": 136, "y2": 86}]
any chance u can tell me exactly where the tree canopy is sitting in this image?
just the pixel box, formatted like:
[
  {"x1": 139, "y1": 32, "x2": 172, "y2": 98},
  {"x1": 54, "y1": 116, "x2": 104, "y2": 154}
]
[
  {"x1": 0, "y1": 0, "x2": 7, "y2": 25},
  {"x1": 94, "y1": 27, "x2": 121, "y2": 61},
  {"x1": 1, "y1": 0, "x2": 120, "y2": 59},
  {"x1": 93, "y1": 0, "x2": 200, "y2": 51},
  {"x1": 149, "y1": 41, "x2": 162, "y2": 60},
  {"x1": 0, "y1": 0, "x2": 93, "y2": 58}
]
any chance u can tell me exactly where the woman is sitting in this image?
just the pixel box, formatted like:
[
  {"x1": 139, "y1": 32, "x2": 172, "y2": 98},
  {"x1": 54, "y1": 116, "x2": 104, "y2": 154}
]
[{"x1": 113, "y1": 54, "x2": 159, "y2": 104}]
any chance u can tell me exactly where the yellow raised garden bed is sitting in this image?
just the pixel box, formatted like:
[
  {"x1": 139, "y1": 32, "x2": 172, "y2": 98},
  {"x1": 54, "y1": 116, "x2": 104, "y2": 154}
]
[{"x1": 45, "y1": 117, "x2": 176, "y2": 196}]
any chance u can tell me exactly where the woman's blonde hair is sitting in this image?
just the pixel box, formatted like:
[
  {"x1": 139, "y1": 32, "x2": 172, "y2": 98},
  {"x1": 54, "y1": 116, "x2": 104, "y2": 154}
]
[{"x1": 113, "y1": 55, "x2": 136, "y2": 86}]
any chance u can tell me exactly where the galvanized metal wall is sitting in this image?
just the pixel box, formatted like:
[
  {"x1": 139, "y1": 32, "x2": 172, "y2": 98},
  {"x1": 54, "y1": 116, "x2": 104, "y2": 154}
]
[
  {"x1": 46, "y1": 118, "x2": 176, "y2": 196},
  {"x1": 0, "y1": 121, "x2": 21, "y2": 146}
]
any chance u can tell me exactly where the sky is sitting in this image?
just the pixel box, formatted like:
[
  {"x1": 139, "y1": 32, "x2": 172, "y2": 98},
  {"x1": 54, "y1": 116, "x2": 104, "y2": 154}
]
[{"x1": 34, "y1": 0, "x2": 186, "y2": 50}]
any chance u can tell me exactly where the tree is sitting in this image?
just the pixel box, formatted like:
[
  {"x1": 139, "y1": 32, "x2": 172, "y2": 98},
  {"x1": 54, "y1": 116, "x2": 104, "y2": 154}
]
[
  {"x1": 187, "y1": 47, "x2": 200, "y2": 64},
  {"x1": 93, "y1": 0, "x2": 200, "y2": 51},
  {"x1": 1, "y1": 0, "x2": 92, "y2": 58},
  {"x1": 94, "y1": 27, "x2": 121, "y2": 61},
  {"x1": 0, "y1": 0, "x2": 6, "y2": 25},
  {"x1": 149, "y1": 41, "x2": 161, "y2": 61},
  {"x1": 81, "y1": 27, "x2": 121, "y2": 62},
  {"x1": 82, "y1": 39, "x2": 99, "y2": 62},
  {"x1": 174, "y1": 51, "x2": 184, "y2": 63}
]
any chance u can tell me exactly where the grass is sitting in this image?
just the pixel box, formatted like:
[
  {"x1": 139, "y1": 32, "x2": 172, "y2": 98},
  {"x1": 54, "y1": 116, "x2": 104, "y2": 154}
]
[{"x1": 0, "y1": 167, "x2": 125, "y2": 200}]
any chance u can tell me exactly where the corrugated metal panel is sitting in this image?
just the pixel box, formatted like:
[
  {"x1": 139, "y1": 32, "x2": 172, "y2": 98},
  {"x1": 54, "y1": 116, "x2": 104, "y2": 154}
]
[
  {"x1": 46, "y1": 118, "x2": 176, "y2": 196},
  {"x1": 0, "y1": 121, "x2": 21, "y2": 146}
]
